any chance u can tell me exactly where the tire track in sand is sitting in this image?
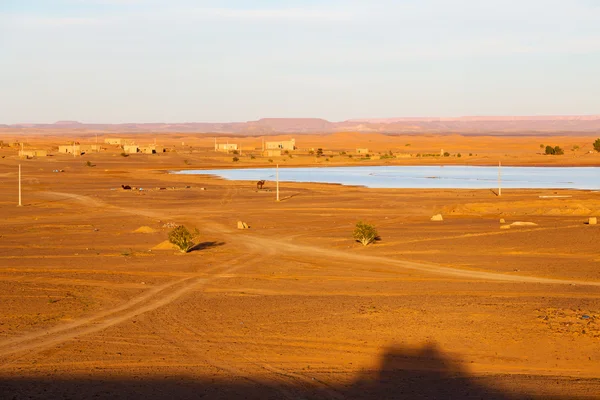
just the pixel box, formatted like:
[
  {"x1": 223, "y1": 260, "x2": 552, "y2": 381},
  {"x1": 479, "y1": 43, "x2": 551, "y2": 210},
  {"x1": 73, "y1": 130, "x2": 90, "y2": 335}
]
[{"x1": 0, "y1": 256, "x2": 253, "y2": 361}]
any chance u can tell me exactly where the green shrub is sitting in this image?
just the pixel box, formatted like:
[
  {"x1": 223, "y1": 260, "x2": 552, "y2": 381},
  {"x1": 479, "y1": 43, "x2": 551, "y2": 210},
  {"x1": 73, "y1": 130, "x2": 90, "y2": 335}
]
[
  {"x1": 168, "y1": 225, "x2": 199, "y2": 253},
  {"x1": 268, "y1": 159, "x2": 273, "y2": 163},
  {"x1": 443, "y1": 152, "x2": 450, "y2": 157},
  {"x1": 120, "y1": 152, "x2": 129, "y2": 157},
  {"x1": 594, "y1": 138, "x2": 600, "y2": 152},
  {"x1": 232, "y1": 157, "x2": 239, "y2": 162},
  {"x1": 545, "y1": 145, "x2": 564, "y2": 155},
  {"x1": 353, "y1": 222, "x2": 378, "y2": 246},
  {"x1": 457, "y1": 153, "x2": 461, "y2": 158}
]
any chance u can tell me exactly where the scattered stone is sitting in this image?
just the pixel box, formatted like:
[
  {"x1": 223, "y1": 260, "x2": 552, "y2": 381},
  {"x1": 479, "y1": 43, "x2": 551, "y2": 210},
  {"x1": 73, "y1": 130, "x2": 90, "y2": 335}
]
[
  {"x1": 500, "y1": 225, "x2": 511, "y2": 230},
  {"x1": 237, "y1": 221, "x2": 250, "y2": 229},
  {"x1": 588, "y1": 217, "x2": 597, "y2": 225},
  {"x1": 510, "y1": 221, "x2": 538, "y2": 227},
  {"x1": 499, "y1": 218, "x2": 506, "y2": 224},
  {"x1": 430, "y1": 214, "x2": 443, "y2": 222}
]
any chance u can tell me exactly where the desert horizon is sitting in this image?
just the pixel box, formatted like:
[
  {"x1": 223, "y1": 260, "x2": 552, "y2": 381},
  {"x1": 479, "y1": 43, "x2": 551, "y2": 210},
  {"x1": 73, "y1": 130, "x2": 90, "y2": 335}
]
[{"x1": 2, "y1": 0, "x2": 600, "y2": 398}]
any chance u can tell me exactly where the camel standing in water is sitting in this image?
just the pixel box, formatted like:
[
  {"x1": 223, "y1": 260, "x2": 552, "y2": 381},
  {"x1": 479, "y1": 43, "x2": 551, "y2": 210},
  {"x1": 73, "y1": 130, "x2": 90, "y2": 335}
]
[{"x1": 256, "y1": 180, "x2": 266, "y2": 190}]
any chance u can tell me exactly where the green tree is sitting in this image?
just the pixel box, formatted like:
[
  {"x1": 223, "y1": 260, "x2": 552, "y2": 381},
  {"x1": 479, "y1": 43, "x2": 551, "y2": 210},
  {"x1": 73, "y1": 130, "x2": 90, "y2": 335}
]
[
  {"x1": 594, "y1": 138, "x2": 600, "y2": 152},
  {"x1": 168, "y1": 225, "x2": 199, "y2": 253},
  {"x1": 554, "y1": 146, "x2": 564, "y2": 155},
  {"x1": 545, "y1": 145, "x2": 555, "y2": 155},
  {"x1": 353, "y1": 222, "x2": 379, "y2": 246}
]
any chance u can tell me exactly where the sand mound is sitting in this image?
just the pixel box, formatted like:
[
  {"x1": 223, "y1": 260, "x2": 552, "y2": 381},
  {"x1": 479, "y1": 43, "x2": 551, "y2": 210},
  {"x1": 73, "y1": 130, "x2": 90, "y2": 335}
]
[
  {"x1": 134, "y1": 226, "x2": 158, "y2": 234},
  {"x1": 510, "y1": 221, "x2": 538, "y2": 227},
  {"x1": 152, "y1": 240, "x2": 178, "y2": 250}
]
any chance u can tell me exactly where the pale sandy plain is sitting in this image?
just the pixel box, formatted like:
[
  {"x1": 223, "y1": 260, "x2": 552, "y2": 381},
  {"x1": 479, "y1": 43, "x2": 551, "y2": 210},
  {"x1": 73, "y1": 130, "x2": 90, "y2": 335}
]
[{"x1": 0, "y1": 131, "x2": 599, "y2": 399}]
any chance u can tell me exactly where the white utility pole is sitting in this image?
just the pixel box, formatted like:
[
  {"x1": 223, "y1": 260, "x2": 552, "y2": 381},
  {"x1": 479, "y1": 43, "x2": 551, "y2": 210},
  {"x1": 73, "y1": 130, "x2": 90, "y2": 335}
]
[
  {"x1": 498, "y1": 161, "x2": 502, "y2": 197},
  {"x1": 276, "y1": 164, "x2": 280, "y2": 202},
  {"x1": 18, "y1": 164, "x2": 22, "y2": 206}
]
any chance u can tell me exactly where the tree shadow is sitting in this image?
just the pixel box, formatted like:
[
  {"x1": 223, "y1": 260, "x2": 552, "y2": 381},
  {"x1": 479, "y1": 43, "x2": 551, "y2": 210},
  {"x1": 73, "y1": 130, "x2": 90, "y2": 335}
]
[
  {"x1": 0, "y1": 343, "x2": 595, "y2": 399},
  {"x1": 188, "y1": 241, "x2": 225, "y2": 252}
]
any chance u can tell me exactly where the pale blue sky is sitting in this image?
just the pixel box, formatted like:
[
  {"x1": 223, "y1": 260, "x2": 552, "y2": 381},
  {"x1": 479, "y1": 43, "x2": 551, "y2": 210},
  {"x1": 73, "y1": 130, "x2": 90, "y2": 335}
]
[{"x1": 1, "y1": 0, "x2": 599, "y2": 123}]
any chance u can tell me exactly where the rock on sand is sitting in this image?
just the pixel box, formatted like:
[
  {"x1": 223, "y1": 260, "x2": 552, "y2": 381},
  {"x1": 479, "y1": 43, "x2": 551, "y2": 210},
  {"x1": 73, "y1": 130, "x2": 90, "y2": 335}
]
[{"x1": 430, "y1": 214, "x2": 443, "y2": 222}]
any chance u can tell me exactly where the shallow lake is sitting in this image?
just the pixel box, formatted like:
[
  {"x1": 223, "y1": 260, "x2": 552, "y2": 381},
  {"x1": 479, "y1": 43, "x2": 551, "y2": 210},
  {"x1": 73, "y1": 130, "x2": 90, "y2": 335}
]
[{"x1": 173, "y1": 166, "x2": 600, "y2": 190}]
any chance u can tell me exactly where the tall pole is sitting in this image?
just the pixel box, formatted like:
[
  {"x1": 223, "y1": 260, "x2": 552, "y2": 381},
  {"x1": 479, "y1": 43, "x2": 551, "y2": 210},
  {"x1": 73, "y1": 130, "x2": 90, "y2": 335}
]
[
  {"x1": 18, "y1": 164, "x2": 22, "y2": 207},
  {"x1": 276, "y1": 164, "x2": 280, "y2": 202},
  {"x1": 498, "y1": 161, "x2": 502, "y2": 197}
]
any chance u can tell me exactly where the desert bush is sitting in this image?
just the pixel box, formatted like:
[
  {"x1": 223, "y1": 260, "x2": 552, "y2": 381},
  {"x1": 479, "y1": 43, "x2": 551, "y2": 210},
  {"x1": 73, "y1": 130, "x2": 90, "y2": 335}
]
[
  {"x1": 554, "y1": 146, "x2": 564, "y2": 155},
  {"x1": 250, "y1": 154, "x2": 256, "y2": 159},
  {"x1": 545, "y1": 145, "x2": 564, "y2": 155},
  {"x1": 120, "y1": 152, "x2": 129, "y2": 157},
  {"x1": 168, "y1": 225, "x2": 199, "y2": 253},
  {"x1": 86, "y1": 160, "x2": 95, "y2": 167},
  {"x1": 268, "y1": 158, "x2": 273, "y2": 163},
  {"x1": 457, "y1": 153, "x2": 461, "y2": 158},
  {"x1": 443, "y1": 152, "x2": 450, "y2": 157},
  {"x1": 232, "y1": 157, "x2": 239, "y2": 162},
  {"x1": 316, "y1": 148, "x2": 323, "y2": 156},
  {"x1": 594, "y1": 138, "x2": 600, "y2": 152},
  {"x1": 232, "y1": 150, "x2": 239, "y2": 155},
  {"x1": 353, "y1": 222, "x2": 378, "y2": 246}
]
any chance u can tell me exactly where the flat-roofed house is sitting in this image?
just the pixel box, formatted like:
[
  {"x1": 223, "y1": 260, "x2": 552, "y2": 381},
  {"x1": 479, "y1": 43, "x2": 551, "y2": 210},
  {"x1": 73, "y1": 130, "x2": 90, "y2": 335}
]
[
  {"x1": 216, "y1": 143, "x2": 238, "y2": 152},
  {"x1": 265, "y1": 138, "x2": 295, "y2": 151},
  {"x1": 20, "y1": 149, "x2": 47, "y2": 158},
  {"x1": 123, "y1": 145, "x2": 139, "y2": 154}
]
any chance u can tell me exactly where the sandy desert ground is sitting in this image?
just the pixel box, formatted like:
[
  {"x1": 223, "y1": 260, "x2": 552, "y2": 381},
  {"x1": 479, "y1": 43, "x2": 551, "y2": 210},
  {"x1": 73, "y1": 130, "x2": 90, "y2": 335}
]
[{"x1": 0, "y1": 132, "x2": 599, "y2": 399}]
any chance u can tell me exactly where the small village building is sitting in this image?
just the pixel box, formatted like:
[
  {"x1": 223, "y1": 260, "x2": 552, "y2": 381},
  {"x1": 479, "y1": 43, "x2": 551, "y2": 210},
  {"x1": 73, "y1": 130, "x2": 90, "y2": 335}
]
[
  {"x1": 139, "y1": 145, "x2": 165, "y2": 154},
  {"x1": 265, "y1": 139, "x2": 295, "y2": 151},
  {"x1": 216, "y1": 143, "x2": 238, "y2": 152},
  {"x1": 20, "y1": 149, "x2": 47, "y2": 158},
  {"x1": 263, "y1": 149, "x2": 282, "y2": 157},
  {"x1": 58, "y1": 145, "x2": 81, "y2": 155},
  {"x1": 356, "y1": 148, "x2": 369, "y2": 154},
  {"x1": 123, "y1": 145, "x2": 139, "y2": 154},
  {"x1": 58, "y1": 144, "x2": 101, "y2": 155}
]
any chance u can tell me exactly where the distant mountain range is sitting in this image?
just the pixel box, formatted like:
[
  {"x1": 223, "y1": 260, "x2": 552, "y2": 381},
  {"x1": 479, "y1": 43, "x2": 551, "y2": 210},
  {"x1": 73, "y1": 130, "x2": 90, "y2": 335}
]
[{"x1": 3, "y1": 116, "x2": 600, "y2": 134}]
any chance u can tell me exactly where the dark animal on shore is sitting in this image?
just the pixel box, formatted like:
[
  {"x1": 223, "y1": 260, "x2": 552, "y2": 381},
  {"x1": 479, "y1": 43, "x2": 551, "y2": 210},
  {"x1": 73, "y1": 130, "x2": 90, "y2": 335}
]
[
  {"x1": 121, "y1": 185, "x2": 132, "y2": 190},
  {"x1": 256, "y1": 180, "x2": 266, "y2": 190}
]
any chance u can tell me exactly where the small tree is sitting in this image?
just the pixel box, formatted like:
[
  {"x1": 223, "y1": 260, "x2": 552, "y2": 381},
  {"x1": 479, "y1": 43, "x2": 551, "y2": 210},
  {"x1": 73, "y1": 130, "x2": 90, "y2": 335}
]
[
  {"x1": 232, "y1": 157, "x2": 239, "y2": 162},
  {"x1": 545, "y1": 145, "x2": 555, "y2": 155},
  {"x1": 168, "y1": 225, "x2": 199, "y2": 253},
  {"x1": 554, "y1": 146, "x2": 564, "y2": 155},
  {"x1": 594, "y1": 138, "x2": 600, "y2": 152},
  {"x1": 353, "y1": 222, "x2": 378, "y2": 246}
]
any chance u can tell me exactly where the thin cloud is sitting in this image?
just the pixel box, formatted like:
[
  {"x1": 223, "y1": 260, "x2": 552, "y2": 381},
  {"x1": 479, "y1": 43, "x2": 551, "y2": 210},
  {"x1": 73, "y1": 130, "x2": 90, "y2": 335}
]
[{"x1": 185, "y1": 7, "x2": 357, "y2": 22}]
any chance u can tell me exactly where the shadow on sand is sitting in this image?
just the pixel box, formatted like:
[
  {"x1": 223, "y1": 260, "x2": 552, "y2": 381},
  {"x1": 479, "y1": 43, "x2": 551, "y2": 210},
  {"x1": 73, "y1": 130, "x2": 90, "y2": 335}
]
[
  {"x1": 188, "y1": 241, "x2": 225, "y2": 252},
  {"x1": 1, "y1": 343, "x2": 595, "y2": 399}
]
